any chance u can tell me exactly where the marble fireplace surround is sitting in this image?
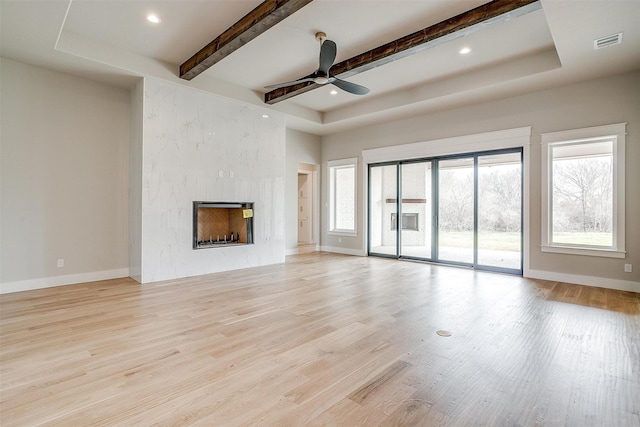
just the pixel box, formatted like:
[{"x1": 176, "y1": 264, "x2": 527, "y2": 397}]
[{"x1": 129, "y1": 77, "x2": 286, "y2": 284}]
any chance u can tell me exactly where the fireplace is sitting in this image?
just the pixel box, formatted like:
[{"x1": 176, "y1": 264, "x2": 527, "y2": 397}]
[
  {"x1": 391, "y1": 213, "x2": 419, "y2": 231},
  {"x1": 193, "y1": 202, "x2": 254, "y2": 249}
]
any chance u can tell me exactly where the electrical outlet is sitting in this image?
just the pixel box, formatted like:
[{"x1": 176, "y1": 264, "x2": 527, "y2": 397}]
[
  {"x1": 57, "y1": 259, "x2": 64, "y2": 268},
  {"x1": 624, "y1": 264, "x2": 632, "y2": 273},
  {"x1": 229, "y1": 171, "x2": 234, "y2": 178},
  {"x1": 218, "y1": 170, "x2": 224, "y2": 178},
  {"x1": 338, "y1": 238, "x2": 342, "y2": 243}
]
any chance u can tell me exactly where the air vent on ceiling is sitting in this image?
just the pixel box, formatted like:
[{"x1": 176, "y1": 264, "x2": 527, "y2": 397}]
[{"x1": 594, "y1": 32, "x2": 623, "y2": 50}]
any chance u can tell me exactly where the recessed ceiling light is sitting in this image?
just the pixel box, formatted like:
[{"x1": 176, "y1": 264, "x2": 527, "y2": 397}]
[
  {"x1": 262, "y1": 114, "x2": 269, "y2": 118},
  {"x1": 459, "y1": 47, "x2": 471, "y2": 55},
  {"x1": 147, "y1": 14, "x2": 161, "y2": 24},
  {"x1": 330, "y1": 90, "x2": 338, "y2": 95}
]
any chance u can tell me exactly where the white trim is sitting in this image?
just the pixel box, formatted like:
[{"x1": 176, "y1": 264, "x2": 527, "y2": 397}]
[
  {"x1": 312, "y1": 169, "x2": 320, "y2": 245},
  {"x1": 362, "y1": 159, "x2": 369, "y2": 256},
  {"x1": 541, "y1": 245, "x2": 625, "y2": 258},
  {"x1": 362, "y1": 127, "x2": 531, "y2": 164},
  {"x1": 0, "y1": 268, "x2": 132, "y2": 294},
  {"x1": 327, "y1": 157, "x2": 358, "y2": 167},
  {"x1": 540, "y1": 123, "x2": 626, "y2": 258},
  {"x1": 327, "y1": 230, "x2": 358, "y2": 237},
  {"x1": 540, "y1": 123, "x2": 626, "y2": 144},
  {"x1": 320, "y1": 246, "x2": 366, "y2": 257},
  {"x1": 526, "y1": 269, "x2": 639, "y2": 293},
  {"x1": 54, "y1": 0, "x2": 73, "y2": 49}
]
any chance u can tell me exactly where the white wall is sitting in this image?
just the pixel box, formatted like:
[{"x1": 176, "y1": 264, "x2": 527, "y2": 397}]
[
  {"x1": 285, "y1": 129, "x2": 321, "y2": 253},
  {"x1": 129, "y1": 79, "x2": 144, "y2": 282},
  {"x1": 136, "y1": 77, "x2": 286, "y2": 283},
  {"x1": 321, "y1": 71, "x2": 640, "y2": 290},
  {"x1": 0, "y1": 58, "x2": 130, "y2": 293}
]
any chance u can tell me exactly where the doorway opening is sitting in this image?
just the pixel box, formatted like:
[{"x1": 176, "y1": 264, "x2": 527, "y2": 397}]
[{"x1": 297, "y1": 163, "x2": 318, "y2": 252}]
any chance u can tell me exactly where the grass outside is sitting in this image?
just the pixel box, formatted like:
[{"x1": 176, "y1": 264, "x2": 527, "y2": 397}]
[
  {"x1": 439, "y1": 230, "x2": 612, "y2": 251},
  {"x1": 552, "y1": 232, "x2": 612, "y2": 247}
]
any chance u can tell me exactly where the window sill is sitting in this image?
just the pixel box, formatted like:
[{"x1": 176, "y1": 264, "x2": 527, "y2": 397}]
[
  {"x1": 541, "y1": 245, "x2": 625, "y2": 259},
  {"x1": 328, "y1": 230, "x2": 357, "y2": 238}
]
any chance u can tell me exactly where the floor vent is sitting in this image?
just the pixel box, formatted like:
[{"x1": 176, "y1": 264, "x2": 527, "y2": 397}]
[{"x1": 594, "y1": 32, "x2": 623, "y2": 50}]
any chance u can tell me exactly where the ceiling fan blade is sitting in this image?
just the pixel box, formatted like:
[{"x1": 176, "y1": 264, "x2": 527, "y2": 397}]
[
  {"x1": 318, "y1": 40, "x2": 337, "y2": 75},
  {"x1": 331, "y1": 77, "x2": 370, "y2": 95},
  {"x1": 264, "y1": 76, "x2": 314, "y2": 89}
]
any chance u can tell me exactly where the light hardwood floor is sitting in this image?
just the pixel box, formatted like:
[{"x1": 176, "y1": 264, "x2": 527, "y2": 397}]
[{"x1": 1, "y1": 252, "x2": 639, "y2": 426}]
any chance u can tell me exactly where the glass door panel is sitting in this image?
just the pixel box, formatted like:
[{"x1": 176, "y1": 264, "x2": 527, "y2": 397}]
[
  {"x1": 369, "y1": 164, "x2": 397, "y2": 256},
  {"x1": 477, "y1": 152, "x2": 522, "y2": 271},
  {"x1": 400, "y1": 162, "x2": 432, "y2": 259},
  {"x1": 438, "y1": 157, "x2": 474, "y2": 264},
  {"x1": 368, "y1": 148, "x2": 523, "y2": 275}
]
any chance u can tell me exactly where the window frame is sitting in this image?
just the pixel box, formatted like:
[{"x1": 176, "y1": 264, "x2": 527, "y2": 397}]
[
  {"x1": 541, "y1": 123, "x2": 626, "y2": 258},
  {"x1": 328, "y1": 157, "x2": 358, "y2": 236}
]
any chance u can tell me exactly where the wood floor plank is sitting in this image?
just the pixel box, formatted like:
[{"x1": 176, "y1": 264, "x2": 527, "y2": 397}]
[{"x1": 1, "y1": 252, "x2": 638, "y2": 426}]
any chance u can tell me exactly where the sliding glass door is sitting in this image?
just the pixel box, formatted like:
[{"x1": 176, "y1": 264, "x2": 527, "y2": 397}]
[
  {"x1": 368, "y1": 164, "x2": 398, "y2": 257},
  {"x1": 368, "y1": 148, "x2": 522, "y2": 274},
  {"x1": 400, "y1": 162, "x2": 432, "y2": 259},
  {"x1": 477, "y1": 151, "x2": 522, "y2": 271},
  {"x1": 437, "y1": 157, "x2": 474, "y2": 264}
]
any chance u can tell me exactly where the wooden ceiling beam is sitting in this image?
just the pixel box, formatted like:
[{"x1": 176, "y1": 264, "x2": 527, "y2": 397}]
[
  {"x1": 264, "y1": 0, "x2": 541, "y2": 104},
  {"x1": 180, "y1": 0, "x2": 314, "y2": 81}
]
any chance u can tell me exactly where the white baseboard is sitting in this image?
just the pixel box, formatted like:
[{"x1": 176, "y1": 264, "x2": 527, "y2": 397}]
[
  {"x1": 319, "y1": 246, "x2": 367, "y2": 257},
  {"x1": 5, "y1": 265, "x2": 633, "y2": 295},
  {"x1": 0, "y1": 268, "x2": 131, "y2": 294},
  {"x1": 525, "y1": 269, "x2": 639, "y2": 293}
]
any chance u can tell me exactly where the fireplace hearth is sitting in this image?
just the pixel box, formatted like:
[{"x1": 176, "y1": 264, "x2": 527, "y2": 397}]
[{"x1": 193, "y1": 202, "x2": 254, "y2": 249}]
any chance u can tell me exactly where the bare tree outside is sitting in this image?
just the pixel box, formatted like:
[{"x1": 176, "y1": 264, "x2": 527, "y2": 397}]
[
  {"x1": 478, "y1": 166, "x2": 521, "y2": 233},
  {"x1": 552, "y1": 150, "x2": 613, "y2": 247},
  {"x1": 439, "y1": 168, "x2": 474, "y2": 232},
  {"x1": 438, "y1": 159, "x2": 475, "y2": 264}
]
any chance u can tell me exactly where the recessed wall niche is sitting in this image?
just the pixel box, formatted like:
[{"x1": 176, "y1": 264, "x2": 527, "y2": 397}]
[{"x1": 193, "y1": 202, "x2": 254, "y2": 249}]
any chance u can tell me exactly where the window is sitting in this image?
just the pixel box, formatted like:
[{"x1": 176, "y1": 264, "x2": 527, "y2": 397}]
[
  {"x1": 541, "y1": 123, "x2": 626, "y2": 258},
  {"x1": 328, "y1": 158, "x2": 357, "y2": 235}
]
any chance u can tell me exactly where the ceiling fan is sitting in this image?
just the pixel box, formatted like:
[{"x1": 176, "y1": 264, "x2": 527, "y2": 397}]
[{"x1": 264, "y1": 32, "x2": 370, "y2": 95}]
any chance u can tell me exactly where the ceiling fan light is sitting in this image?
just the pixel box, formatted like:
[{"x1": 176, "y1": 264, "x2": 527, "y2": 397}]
[{"x1": 314, "y1": 76, "x2": 329, "y2": 84}]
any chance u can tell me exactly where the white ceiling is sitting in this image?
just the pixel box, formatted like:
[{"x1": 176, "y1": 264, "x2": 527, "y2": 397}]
[{"x1": 1, "y1": 0, "x2": 639, "y2": 135}]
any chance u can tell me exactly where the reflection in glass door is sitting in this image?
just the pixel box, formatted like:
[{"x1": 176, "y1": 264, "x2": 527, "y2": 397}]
[
  {"x1": 369, "y1": 164, "x2": 398, "y2": 256},
  {"x1": 477, "y1": 152, "x2": 522, "y2": 271},
  {"x1": 400, "y1": 162, "x2": 432, "y2": 259},
  {"x1": 437, "y1": 157, "x2": 474, "y2": 264}
]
